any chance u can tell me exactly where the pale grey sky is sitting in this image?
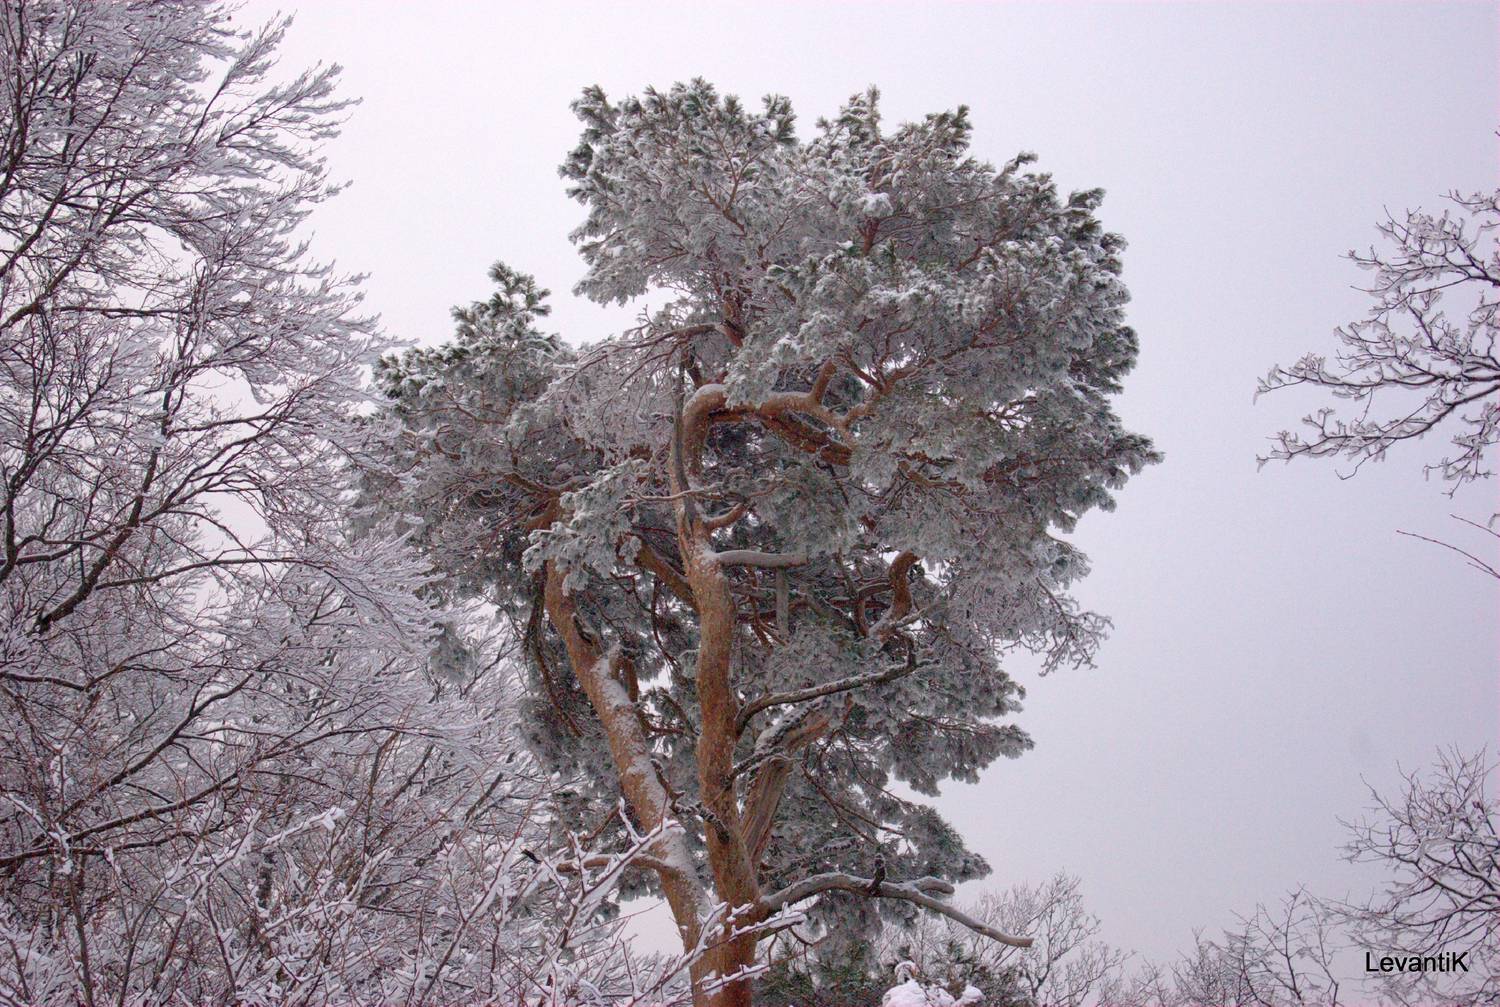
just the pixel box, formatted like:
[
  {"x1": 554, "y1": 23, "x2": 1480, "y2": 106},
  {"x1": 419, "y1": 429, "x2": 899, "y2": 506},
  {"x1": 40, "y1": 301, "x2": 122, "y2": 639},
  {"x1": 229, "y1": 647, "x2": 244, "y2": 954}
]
[{"x1": 245, "y1": 0, "x2": 1499, "y2": 972}]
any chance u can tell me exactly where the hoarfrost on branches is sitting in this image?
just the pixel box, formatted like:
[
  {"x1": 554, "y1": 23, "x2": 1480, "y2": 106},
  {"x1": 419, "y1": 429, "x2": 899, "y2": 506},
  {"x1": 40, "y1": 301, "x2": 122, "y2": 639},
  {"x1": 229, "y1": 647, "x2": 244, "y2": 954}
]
[
  {"x1": 1260, "y1": 189, "x2": 1500, "y2": 500},
  {"x1": 1335, "y1": 748, "x2": 1498, "y2": 1006},
  {"x1": 1104, "y1": 751, "x2": 1498, "y2": 1007},
  {"x1": 875, "y1": 873, "x2": 1128, "y2": 1007},
  {"x1": 0, "y1": 3, "x2": 699, "y2": 1003},
  {"x1": 374, "y1": 79, "x2": 1156, "y2": 1006}
]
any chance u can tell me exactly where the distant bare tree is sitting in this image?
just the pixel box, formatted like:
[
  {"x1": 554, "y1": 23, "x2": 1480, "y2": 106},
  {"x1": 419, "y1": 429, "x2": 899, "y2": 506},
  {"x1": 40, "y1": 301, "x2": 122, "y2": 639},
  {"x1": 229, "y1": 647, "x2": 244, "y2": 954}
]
[
  {"x1": 1334, "y1": 749, "x2": 1497, "y2": 1006},
  {"x1": 1208, "y1": 890, "x2": 1342, "y2": 1007},
  {"x1": 881, "y1": 872, "x2": 1129, "y2": 1007},
  {"x1": 1096, "y1": 959, "x2": 1174, "y2": 1007},
  {"x1": 1103, "y1": 889, "x2": 1341, "y2": 1007},
  {"x1": 1106, "y1": 751, "x2": 1497, "y2": 1007}
]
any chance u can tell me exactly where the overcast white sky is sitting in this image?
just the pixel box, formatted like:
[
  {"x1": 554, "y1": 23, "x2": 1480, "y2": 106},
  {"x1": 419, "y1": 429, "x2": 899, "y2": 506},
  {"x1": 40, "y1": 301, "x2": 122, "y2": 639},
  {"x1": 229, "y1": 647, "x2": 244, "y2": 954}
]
[{"x1": 243, "y1": 0, "x2": 1499, "y2": 973}]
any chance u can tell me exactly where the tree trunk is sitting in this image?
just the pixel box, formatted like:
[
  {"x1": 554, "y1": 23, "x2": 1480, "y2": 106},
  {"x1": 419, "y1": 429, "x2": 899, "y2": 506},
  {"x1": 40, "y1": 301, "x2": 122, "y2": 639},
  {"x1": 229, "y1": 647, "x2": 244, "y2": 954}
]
[
  {"x1": 683, "y1": 537, "x2": 761, "y2": 1007},
  {"x1": 543, "y1": 564, "x2": 735, "y2": 1005},
  {"x1": 670, "y1": 381, "x2": 767, "y2": 1007}
]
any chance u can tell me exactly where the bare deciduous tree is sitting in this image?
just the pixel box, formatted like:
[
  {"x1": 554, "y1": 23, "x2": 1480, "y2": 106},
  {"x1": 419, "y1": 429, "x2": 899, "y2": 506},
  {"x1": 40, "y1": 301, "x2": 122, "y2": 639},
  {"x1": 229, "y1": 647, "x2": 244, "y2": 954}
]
[
  {"x1": 0, "y1": 3, "x2": 701, "y2": 1003},
  {"x1": 882, "y1": 872, "x2": 1129, "y2": 1007},
  {"x1": 1106, "y1": 751, "x2": 1497, "y2": 1007},
  {"x1": 1103, "y1": 890, "x2": 1342, "y2": 1007},
  {"x1": 1335, "y1": 748, "x2": 1498, "y2": 1006},
  {"x1": 1260, "y1": 189, "x2": 1500, "y2": 495}
]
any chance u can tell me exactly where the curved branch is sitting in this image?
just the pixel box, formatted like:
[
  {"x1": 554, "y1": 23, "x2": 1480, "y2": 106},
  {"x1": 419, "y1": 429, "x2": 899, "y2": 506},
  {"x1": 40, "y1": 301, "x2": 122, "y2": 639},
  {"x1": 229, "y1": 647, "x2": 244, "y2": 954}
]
[
  {"x1": 736, "y1": 657, "x2": 929, "y2": 735},
  {"x1": 633, "y1": 536, "x2": 698, "y2": 609},
  {"x1": 760, "y1": 872, "x2": 1034, "y2": 948},
  {"x1": 869, "y1": 551, "x2": 918, "y2": 642}
]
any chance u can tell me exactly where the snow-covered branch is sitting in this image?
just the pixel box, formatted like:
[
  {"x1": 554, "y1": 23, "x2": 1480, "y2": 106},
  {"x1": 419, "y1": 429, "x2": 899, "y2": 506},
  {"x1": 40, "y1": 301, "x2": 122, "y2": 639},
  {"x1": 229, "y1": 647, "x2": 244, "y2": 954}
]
[
  {"x1": 736, "y1": 657, "x2": 930, "y2": 734},
  {"x1": 761, "y1": 873, "x2": 1034, "y2": 949},
  {"x1": 1260, "y1": 190, "x2": 1500, "y2": 503}
]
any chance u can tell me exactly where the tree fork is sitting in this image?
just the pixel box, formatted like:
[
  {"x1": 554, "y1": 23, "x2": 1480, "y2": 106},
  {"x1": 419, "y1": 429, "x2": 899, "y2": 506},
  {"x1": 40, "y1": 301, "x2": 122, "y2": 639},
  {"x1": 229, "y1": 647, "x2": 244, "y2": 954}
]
[
  {"x1": 541, "y1": 563, "x2": 728, "y2": 1003},
  {"x1": 673, "y1": 367, "x2": 765, "y2": 1007}
]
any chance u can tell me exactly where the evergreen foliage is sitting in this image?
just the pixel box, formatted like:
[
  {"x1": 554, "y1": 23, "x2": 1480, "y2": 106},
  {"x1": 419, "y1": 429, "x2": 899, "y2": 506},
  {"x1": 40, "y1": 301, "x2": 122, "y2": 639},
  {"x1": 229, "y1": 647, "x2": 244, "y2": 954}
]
[{"x1": 373, "y1": 80, "x2": 1156, "y2": 1005}]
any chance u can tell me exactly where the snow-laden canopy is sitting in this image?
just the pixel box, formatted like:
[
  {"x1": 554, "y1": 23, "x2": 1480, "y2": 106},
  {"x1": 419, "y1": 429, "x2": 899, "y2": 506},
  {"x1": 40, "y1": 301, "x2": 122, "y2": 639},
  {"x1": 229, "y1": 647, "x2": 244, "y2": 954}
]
[{"x1": 373, "y1": 81, "x2": 1157, "y2": 1007}]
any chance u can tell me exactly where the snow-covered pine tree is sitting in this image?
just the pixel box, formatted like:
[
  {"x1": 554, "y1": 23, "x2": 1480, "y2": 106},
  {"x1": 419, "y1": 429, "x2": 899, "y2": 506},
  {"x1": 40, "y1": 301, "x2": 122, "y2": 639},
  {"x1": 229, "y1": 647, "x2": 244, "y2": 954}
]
[{"x1": 374, "y1": 81, "x2": 1158, "y2": 1007}]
